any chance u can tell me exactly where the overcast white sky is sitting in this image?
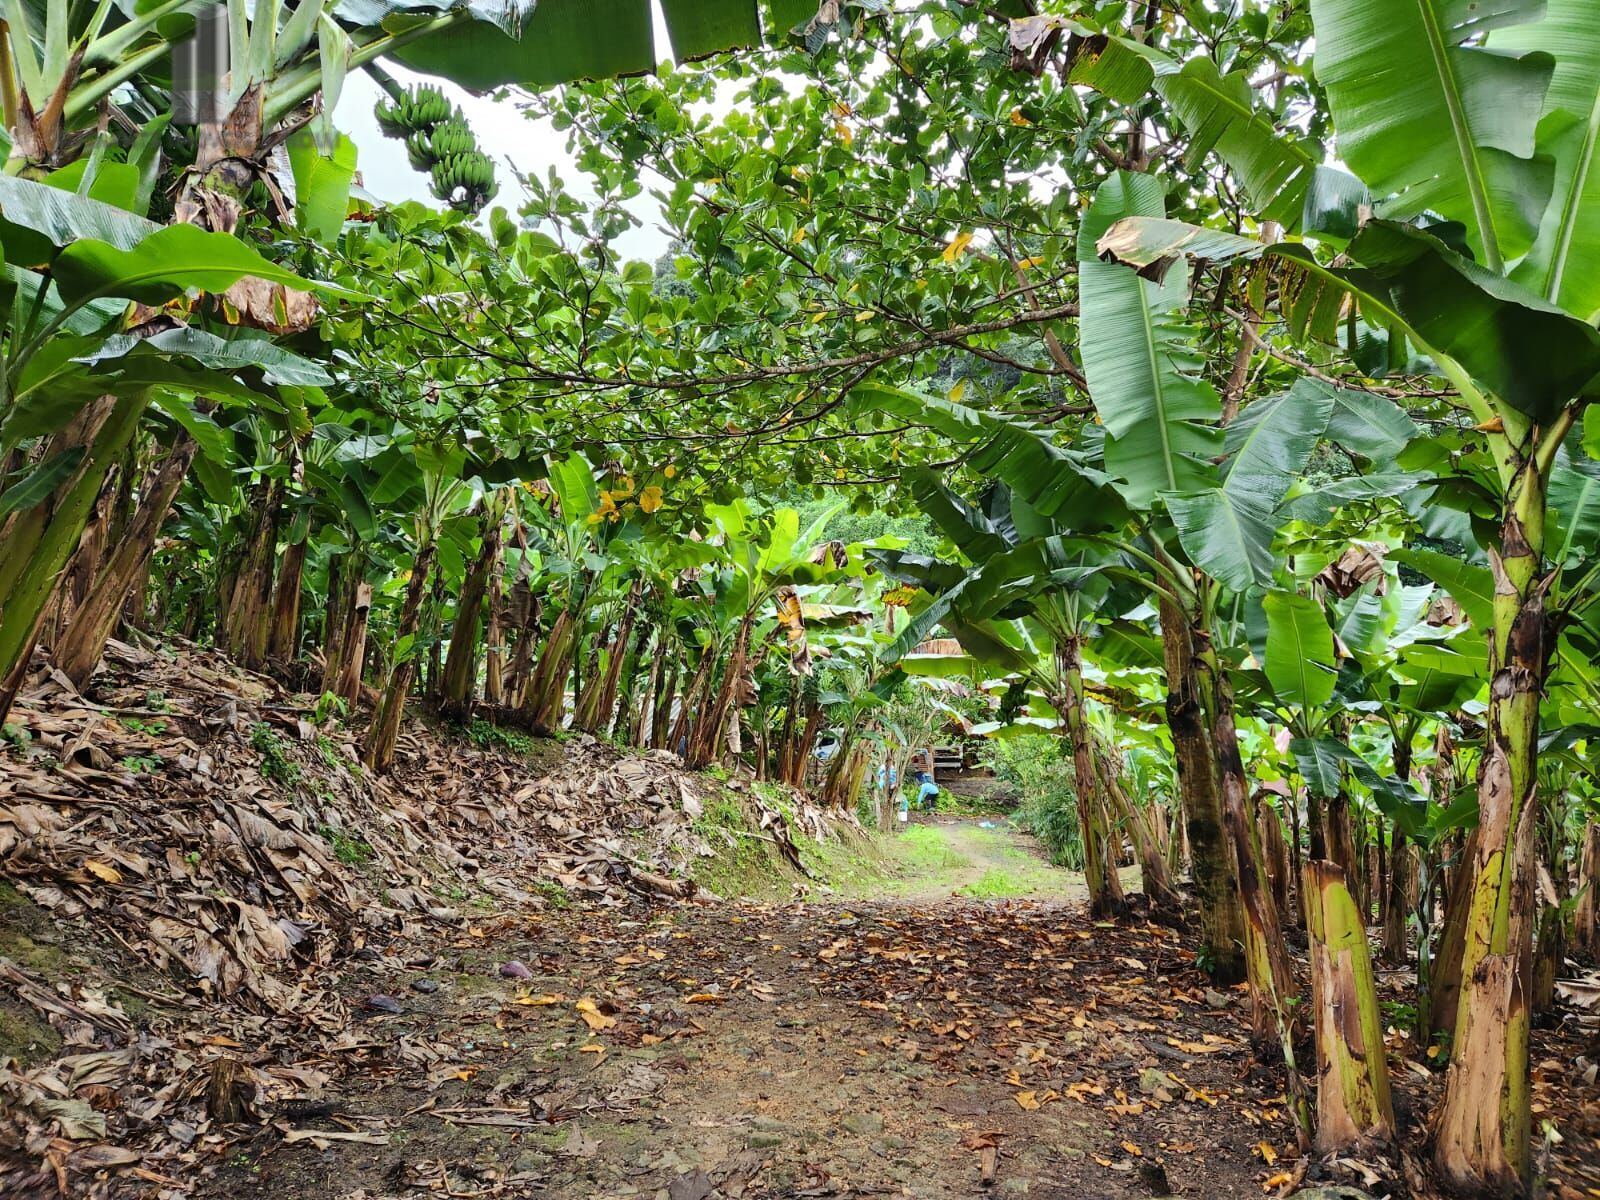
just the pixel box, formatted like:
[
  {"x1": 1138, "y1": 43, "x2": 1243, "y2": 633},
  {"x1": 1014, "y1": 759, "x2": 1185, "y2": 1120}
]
[
  {"x1": 333, "y1": 5, "x2": 682, "y2": 262},
  {"x1": 336, "y1": 69, "x2": 677, "y2": 261}
]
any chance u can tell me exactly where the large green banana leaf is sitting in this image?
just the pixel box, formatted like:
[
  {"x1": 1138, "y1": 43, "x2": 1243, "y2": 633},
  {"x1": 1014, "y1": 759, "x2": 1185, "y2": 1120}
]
[
  {"x1": 1310, "y1": 0, "x2": 1554, "y2": 270},
  {"x1": 378, "y1": 0, "x2": 810, "y2": 90},
  {"x1": 1390, "y1": 547, "x2": 1494, "y2": 629},
  {"x1": 52, "y1": 223, "x2": 358, "y2": 307},
  {"x1": 1263, "y1": 589, "x2": 1337, "y2": 710},
  {"x1": 1097, "y1": 215, "x2": 1600, "y2": 423},
  {"x1": 859, "y1": 385, "x2": 1127, "y2": 532},
  {"x1": 1493, "y1": 0, "x2": 1600, "y2": 321},
  {"x1": 1156, "y1": 56, "x2": 1322, "y2": 230},
  {"x1": 1167, "y1": 379, "x2": 1336, "y2": 590},
  {"x1": 1078, "y1": 172, "x2": 1222, "y2": 509}
]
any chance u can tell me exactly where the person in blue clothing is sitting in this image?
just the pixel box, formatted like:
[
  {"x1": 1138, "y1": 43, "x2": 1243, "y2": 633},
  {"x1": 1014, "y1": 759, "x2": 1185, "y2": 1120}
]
[{"x1": 912, "y1": 769, "x2": 939, "y2": 811}]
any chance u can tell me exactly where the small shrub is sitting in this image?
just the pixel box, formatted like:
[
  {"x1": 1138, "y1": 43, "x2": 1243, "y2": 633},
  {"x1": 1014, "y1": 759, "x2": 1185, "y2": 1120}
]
[
  {"x1": 312, "y1": 692, "x2": 348, "y2": 726},
  {"x1": 317, "y1": 824, "x2": 374, "y2": 866},
  {"x1": 987, "y1": 734, "x2": 1084, "y2": 870},
  {"x1": 466, "y1": 718, "x2": 536, "y2": 755},
  {"x1": 250, "y1": 723, "x2": 301, "y2": 786},
  {"x1": 314, "y1": 733, "x2": 345, "y2": 770},
  {"x1": 119, "y1": 716, "x2": 166, "y2": 736},
  {"x1": 121, "y1": 754, "x2": 162, "y2": 774},
  {"x1": 533, "y1": 879, "x2": 571, "y2": 909}
]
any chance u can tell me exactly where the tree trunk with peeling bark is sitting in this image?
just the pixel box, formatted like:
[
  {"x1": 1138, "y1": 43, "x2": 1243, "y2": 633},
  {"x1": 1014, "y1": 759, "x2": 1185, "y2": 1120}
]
[
  {"x1": 363, "y1": 542, "x2": 436, "y2": 773},
  {"x1": 54, "y1": 437, "x2": 197, "y2": 687},
  {"x1": 440, "y1": 505, "x2": 505, "y2": 719},
  {"x1": 333, "y1": 582, "x2": 373, "y2": 707},
  {"x1": 267, "y1": 534, "x2": 306, "y2": 664},
  {"x1": 1060, "y1": 635, "x2": 1125, "y2": 919},
  {"x1": 0, "y1": 395, "x2": 147, "y2": 725},
  {"x1": 1433, "y1": 463, "x2": 1548, "y2": 1196},
  {"x1": 1094, "y1": 734, "x2": 1183, "y2": 911},
  {"x1": 222, "y1": 478, "x2": 283, "y2": 671},
  {"x1": 1576, "y1": 821, "x2": 1599, "y2": 961},
  {"x1": 1306, "y1": 859, "x2": 1395, "y2": 1153},
  {"x1": 1208, "y1": 655, "x2": 1302, "y2": 1056},
  {"x1": 1158, "y1": 594, "x2": 1246, "y2": 981},
  {"x1": 1428, "y1": 824, "x2": 1481, "y2": 1043},
  {"x1": 522, "y1": 607, "x2": 579, "y2": 734}
]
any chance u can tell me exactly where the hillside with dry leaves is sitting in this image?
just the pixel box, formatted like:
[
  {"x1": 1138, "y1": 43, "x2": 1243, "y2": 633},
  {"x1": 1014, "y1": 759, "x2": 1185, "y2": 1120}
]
[{"x1": 0, "y1": 639, "x2": 838, "y2": 1197}]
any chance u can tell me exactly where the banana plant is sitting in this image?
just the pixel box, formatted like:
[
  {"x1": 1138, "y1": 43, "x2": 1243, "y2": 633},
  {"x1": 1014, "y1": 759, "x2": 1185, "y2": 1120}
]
[
  {"x1": 1087, "y1": 1, "x2": 1600, "y2": 1182},
  {"x1": 872, "y1": 450, "x2": 1180, "y2": 918}
]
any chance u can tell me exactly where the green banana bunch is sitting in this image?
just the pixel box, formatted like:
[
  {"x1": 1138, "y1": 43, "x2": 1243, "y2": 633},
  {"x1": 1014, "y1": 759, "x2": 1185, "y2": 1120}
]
[
  {"x1": 431, "y1": 151, "x2": 499, "y2": 214},
  {"x1": 373, "y1": 84, "x2": 499, "y2": 215},
  {"x1": 373, "y1": 84, "x2": 452, "y2": 138},
  {"x1": 405, "y1": 117, "x2": 477, "y2": 170}
]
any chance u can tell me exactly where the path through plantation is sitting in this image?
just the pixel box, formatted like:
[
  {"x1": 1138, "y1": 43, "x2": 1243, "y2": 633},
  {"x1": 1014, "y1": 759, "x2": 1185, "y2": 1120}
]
[{"x1": 199, "y1": 822, "x2": 1302, "y2": 1200}]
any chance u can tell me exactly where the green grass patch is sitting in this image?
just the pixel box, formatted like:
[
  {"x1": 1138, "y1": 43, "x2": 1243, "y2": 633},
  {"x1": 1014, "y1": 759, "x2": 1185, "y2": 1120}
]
[
  {"x1": 890, "y1": 823, "x2": 972, "y2": 873},
  {"x1": 317, "y1": 824, "x2": 374, "y2": 866},
  {"x1": 956, "y1": 867, "x2": 1033, "y2": 899},
  {"x1": 465, "y1": 718, "x2": 538, "y2": 756}
]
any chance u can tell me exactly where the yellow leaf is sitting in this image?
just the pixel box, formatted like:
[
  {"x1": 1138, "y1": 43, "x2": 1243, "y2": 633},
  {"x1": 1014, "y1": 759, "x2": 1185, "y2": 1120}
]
[
  {"x1": 516, "y1": 992, "x2": 565, "y2": 1006},
  {"x1": 639, "y1": 485, "x2": 663, "y2": 514},
  {"x1": 1121, "y1": 1141, "x2": 1143, "y2": 1157},
  {"x1": 1263, "y1": 1172, "x2": 1293, "y2": 1190},
  {"x1": 834, "y1": 120, "x2": 853, "y2": 146},
  {"x1": 1013, "y1": 1091, "x2": 1040, "y2": 1111},
  {"x1": 942, "y1": 231, "x2": 974, "y2": 262},
  {"x1": 84, "y1": 860, "x2": 122, "y2": 884},
  {"x1": 663, "y1": 464, "x2": 677, "y2": 478},
  {"x1": 948, "y1": 379, "x2": 966, "y2": 403},
  {"x1": 1016, "y1": 256, "x2": 1045, "y2": 270},
  {"x1": 792, "y1": 227, "x2": 806, "y2": 244},
  {"x1": 1255, "y1": 1141, "x2": 1277, "y2": 1166},
  {"x1": 575, "y1": 998, "x2": 617, "y2": 1030},
  {"x1": 1010, "y1": 107, "x2": 1032, "y2": 126},
  {"x1": 812, "y1": 310, "x2": 829, "y2": 323},
  {"x1": 579, "y1": 1043, "x2": 605, "y2": 1055},
  {"x1": 855, "y1": 308, "x2": 875, "y2": 321},
  {"x1": 685, "y1": 993, "x2": 725, "y2": 1004}
]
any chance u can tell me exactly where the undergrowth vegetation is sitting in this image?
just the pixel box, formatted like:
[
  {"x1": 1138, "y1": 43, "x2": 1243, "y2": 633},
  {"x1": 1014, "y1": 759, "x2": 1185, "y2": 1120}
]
[{"x1": 986, "y1": 736, "x2": 1085, "y2": 871}]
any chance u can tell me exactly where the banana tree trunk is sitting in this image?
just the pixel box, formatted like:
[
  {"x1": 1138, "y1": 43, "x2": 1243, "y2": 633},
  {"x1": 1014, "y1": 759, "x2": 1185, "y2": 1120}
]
[
  {"x1": 1382, "y1": 828, "x2": 1415, "y2": 967},
  {"x1": 483, "y1": 550, "x2": 506, "y2": 708},
  {"x1": 1208, "y1": 654, "x2": 1303, "y2": 1062},
  {"x1": 53, "y1": 436, "x2": 197, "y2": 687},
  {"x1": 1257, "y1": 796, "x2": 1292, "y2": 926},
  {"x1": 1434, "y1": 460, "x2": 1548, "y2": 1196},
  {"x1": 610, "y1": 619, "x2": 653, "y2": 740},
  {"x1": 333, "y1": 582, "x2": 372, "y2": 706},
  {"x1": 1577, "y1": 821, "x2": 1599, "y2": 960},
  {"x1": 440, "y1": 504, "x2": 505, "y2": 719},
  {"x1": 267, "y1": 534, "x2": 307, "y2": 663},
  {"x1": 321, "y1": 553, "x2": 350, "y2": 697},
  {"x1": 581, "y1": 583, "x2": 641, "y2": 734},
  {"x1": 650, "y1": 651, "x2": 679, "y2": 750},
  {"x1": 1306, "y1": 859, "x2": 1396, "y2": 1152},
  {"x1": 689, "y1": 615, "x2": 752, "y2": 769},
  {"x1": 0, "y1": 394, "x2": 147, "y2": 724},
  {"x1": 1158, "y1": 594, "x2": 1247, "y2": 983},
  {"x1": 1428, "y1": 824, "x2": 1482, "y2": 1043},
  {"x1": 670, "y1": 648, "x2": 714, "y2": 756},
  {"x1": 523, "y1": 607, "x2": 578, "y2": 734},
  {"x1": 1060, "y1": 636, "x2": 1125, "y2": 919},
  {"x1": 1094, "y1": 734, "x2": 1182, "y2": 911},
  {"x1": 364, "y1": 543, "x2": 436, "y2": 773},
  {"x1": 222, "y1": 477, "x2": 283, "y2": 670}
]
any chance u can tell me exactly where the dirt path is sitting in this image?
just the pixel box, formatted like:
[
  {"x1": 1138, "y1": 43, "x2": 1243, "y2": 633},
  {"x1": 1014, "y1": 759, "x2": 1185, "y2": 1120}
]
[{"x1": 198, "y1": 878, "x2": 1301, "y2": 1200}]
